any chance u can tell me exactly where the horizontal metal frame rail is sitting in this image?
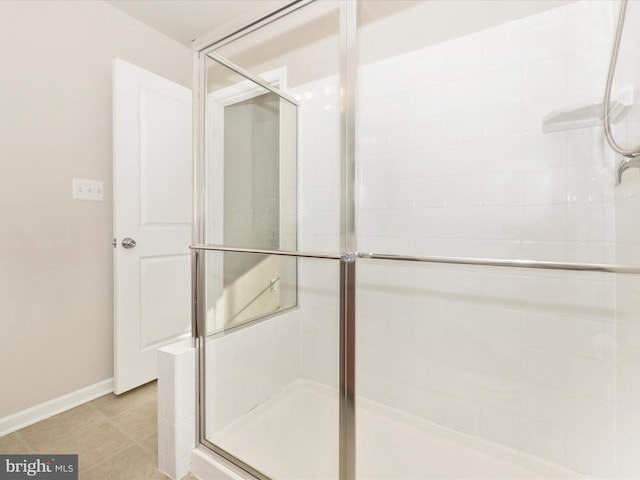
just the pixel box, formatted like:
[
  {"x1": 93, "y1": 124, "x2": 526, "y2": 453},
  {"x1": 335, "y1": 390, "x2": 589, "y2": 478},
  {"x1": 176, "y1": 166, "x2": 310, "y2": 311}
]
[
  {"x1": 195, "y1": 0, "x2": 313, "y2": 54},
  {"x1": 190, "y1": 245, "x2": 640, "y2": 274},
  {"x1": 189, "y1": 244, "x2": 342, "y2": 260},
  {"x1": 359, "y1": 252, "x2": 640, "y2": 274}
]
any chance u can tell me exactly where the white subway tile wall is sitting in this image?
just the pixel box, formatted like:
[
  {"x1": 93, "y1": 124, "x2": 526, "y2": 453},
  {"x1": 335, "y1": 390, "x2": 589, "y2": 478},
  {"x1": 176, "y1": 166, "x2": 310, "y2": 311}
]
[
  {"x1": 205, "y1": 310, "x2": 302, "y2": 436},
  {"x1": 293, "y1": 76, "x2": 342, "y2": 391}
]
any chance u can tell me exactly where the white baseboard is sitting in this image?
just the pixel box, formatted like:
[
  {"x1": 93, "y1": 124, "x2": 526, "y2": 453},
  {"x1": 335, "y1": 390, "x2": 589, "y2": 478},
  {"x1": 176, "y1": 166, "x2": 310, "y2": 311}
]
[{"x1": 0, "y1": 378, "x2": 114, "y2": 436}]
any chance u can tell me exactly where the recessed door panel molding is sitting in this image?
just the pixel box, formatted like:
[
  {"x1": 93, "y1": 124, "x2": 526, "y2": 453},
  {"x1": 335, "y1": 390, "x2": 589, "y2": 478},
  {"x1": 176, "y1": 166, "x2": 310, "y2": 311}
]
[{"x1": 140, "y1": 87, "x2": 192, "y2": 227}]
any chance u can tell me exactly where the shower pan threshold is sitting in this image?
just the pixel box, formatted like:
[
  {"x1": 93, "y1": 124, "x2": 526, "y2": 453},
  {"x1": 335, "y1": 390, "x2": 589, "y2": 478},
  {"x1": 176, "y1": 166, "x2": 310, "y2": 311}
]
[{"x1": 195, "y1": 380, "x2": 585, "y2": 480}]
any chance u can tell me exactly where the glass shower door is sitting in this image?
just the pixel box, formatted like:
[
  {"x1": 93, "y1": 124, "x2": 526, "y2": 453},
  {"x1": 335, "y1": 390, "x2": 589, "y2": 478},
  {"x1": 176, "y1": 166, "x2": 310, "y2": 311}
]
[{"x1": 194, "y1": 2, "x2": 345, "y2": 478}]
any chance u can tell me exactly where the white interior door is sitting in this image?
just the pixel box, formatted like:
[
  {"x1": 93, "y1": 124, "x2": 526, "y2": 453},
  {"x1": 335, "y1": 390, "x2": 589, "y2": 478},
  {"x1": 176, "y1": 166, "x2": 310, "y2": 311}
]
[{"x1": 113, "y1": 58, "x2": 192, "y2": 394}]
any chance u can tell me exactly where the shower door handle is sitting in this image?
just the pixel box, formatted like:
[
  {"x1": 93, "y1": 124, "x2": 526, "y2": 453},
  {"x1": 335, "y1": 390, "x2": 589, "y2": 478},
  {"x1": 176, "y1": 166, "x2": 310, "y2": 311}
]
[{"x1": 121, "y1": 238, "x2": 137, "y2": 249}]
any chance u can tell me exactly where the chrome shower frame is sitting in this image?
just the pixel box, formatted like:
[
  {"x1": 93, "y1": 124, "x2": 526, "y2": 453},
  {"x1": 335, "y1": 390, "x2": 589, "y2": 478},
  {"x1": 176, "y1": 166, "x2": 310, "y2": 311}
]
[{"x1": 191, "y1": 1, "x2": 640, "y2": 479}]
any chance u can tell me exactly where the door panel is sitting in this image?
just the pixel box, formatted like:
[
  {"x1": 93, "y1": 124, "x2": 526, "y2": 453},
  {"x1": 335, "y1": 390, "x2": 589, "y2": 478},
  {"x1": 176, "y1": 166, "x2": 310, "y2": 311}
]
[
  {"x1": 140, "y1": 88, "x2": 192, "y2": 225},
  {"x1": 140, "y1": 254, "x2": 191, "y2": 349},
  {"x1": 113, "y1": 58, "x2": 192, "y2": 394}
]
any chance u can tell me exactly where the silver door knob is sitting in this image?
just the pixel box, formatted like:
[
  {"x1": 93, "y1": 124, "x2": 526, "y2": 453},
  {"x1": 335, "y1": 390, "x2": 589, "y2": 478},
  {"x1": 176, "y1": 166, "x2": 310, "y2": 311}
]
[{"x1": 121, "y1": 238, "x2": 136, "y2": 249}]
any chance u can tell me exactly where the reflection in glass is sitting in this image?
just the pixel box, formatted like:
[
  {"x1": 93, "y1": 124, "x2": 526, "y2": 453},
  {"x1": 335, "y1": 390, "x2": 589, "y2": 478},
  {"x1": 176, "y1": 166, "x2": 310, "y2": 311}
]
[
  {"x1": 203, "y1": 252, "x2": 340, "y2": 479},
  {"x1": 199, "y1": 2, "x2": 342, "y2": 478},
  {"x1": 204, "y1": 55, "x2": 298, "y2": 331}
]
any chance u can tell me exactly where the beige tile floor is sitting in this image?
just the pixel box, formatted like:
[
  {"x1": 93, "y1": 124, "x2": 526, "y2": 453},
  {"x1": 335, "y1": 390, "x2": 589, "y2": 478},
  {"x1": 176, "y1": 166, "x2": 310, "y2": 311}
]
[{"x1": 0, "y1": 380, "x2": 191, "y2": 480}]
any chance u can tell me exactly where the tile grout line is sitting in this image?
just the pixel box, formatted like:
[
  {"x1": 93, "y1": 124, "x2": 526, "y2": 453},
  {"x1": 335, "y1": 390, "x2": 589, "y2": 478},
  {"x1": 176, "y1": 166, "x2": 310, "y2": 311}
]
[
  {"x1": 9, "y1": 384, "x2": 159, "y2": 476},
  {"x1": 87, "y1": 396, "x2": 146, "y2": 422},
  {"x1": 101, "y1": 397, "x2": 159, "y2": 456},
  {"x1": 80, "y1": 442, "x2": 137, "y2": 476},
  {"x1": 69, "y1": 403, "x2": 138, "y2": 475},
  {"x1": 81, "y1": 392, "x2": 159, "y2": 475},
  {"x1": 90, "y1": 401, "x2": 154, "y2": 451},
  {"x1": 85, "y1": 401, "x2": 114, "y2": 421},
  {"x1": 15, "y1": 431, "x2": 34, "y2": 453},
  {"x1": 80, "y1": 431, "x2": 161, "y2": 478}
]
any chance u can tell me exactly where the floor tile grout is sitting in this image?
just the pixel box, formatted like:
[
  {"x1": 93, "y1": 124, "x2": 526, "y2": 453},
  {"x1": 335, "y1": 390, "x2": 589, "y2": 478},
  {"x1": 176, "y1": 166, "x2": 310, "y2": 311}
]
[
  {"x1": 105, "y1": 414, "x2": 155, "y2": 454},
  {"x1": 80, "y1": 442, "x2": 137, "y2": 476},
  {"x1": 85, "y1": 399, "x2": 112, "y2": 419},
  {"x1": 15, "y1": 431, "x2": 34, "y2": 453},
  {"x1": 136, "y1": 433, "x2": 158, "y2": 457},
  {"x1": 88, "y1": 389, "x2": 158, "y2": 421},
  {"x1": 94, "y1": 386, "x2": 159, "y2": 473},
  {"x1": 8, "y1": 382, "x2": 163, "y2": 478}
]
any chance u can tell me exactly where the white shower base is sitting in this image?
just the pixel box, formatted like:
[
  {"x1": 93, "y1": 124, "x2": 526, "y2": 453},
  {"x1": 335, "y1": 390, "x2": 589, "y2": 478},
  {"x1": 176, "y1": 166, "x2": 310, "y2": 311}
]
[{"x1": 197, "y1": 381, "x2": 585, "y2": 480}]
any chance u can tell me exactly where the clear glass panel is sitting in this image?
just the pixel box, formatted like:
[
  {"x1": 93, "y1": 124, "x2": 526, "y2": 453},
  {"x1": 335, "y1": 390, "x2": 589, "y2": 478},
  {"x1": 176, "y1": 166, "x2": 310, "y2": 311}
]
[
  {"x1": 356, "y1": 0, "x2": 619, "y2": 265},
  {"x1": 355, "y1": 1, "x2": 638, "y2": 479},
  {"x1": 356, "y1": 258, "x2": 617, "y2": 478},
  {"x1": 204, "y1": 251, "x2": 297, "y2": 333},
  {"x1": 204, "y1": 55, "x2": 297, "y2": 252},
  {"x1": 204, "y1": 55, "x2": 298, "y2": 331},
  {"x1": 201, "y1": 3, "x2": 344, "y2": 478},
  {"x1": 203, "y1": 251, "x2": 340, "y2": 478},
  {"x1": 615, "y1": 0, "x2": 640, "y2": 454},
  {"x1": 210, "y1": 0, "x2": 342, "y2": 255}
]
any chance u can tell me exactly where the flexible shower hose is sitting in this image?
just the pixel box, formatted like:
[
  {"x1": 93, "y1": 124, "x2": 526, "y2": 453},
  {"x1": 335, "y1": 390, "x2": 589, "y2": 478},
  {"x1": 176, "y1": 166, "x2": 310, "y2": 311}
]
[{"x1": 604, "y1": 0, "x2": 640, "y2": 157}]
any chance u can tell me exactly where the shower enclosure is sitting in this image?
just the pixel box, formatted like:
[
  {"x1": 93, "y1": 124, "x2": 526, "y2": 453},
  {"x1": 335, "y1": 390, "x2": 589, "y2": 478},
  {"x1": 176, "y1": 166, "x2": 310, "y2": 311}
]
[{"x1": 190, "y1": 0, "x2": 640, "y2": 478}]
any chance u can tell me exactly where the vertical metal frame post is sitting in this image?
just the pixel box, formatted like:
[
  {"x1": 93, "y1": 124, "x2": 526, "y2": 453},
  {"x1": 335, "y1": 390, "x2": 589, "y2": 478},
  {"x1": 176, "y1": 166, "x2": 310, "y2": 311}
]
[
  {"x1": 339, "y1": 254, "x2": 356, "y2": 480},
  {"x1": 192, "y1": 45, "x2": 206, "y2": 449},
  {"x1": 339, "y1": 1, "x2": 357, "y2": 479},
  {"x1": 340, "y1": 0, "x2": 357, "y2": 254}
]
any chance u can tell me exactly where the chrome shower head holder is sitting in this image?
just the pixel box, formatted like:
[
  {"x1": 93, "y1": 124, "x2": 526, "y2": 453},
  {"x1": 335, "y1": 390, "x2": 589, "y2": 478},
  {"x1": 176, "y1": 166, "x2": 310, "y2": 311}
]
[{"x1": 616, "y1": 155, "x2": 640, "y2": 185}]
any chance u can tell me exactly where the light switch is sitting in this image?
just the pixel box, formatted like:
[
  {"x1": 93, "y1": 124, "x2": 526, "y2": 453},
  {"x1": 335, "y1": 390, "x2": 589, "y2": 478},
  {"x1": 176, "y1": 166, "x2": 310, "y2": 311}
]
[{"x1": 72, "y1": 178, "x2": 104, "y2": 201}]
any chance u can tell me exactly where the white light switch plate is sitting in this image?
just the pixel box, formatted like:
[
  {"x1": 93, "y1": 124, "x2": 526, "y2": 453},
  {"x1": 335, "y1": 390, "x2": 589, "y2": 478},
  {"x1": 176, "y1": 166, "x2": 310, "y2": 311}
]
[{"x1": 72, "y1": 178, "x2": 104, "y2": 201}]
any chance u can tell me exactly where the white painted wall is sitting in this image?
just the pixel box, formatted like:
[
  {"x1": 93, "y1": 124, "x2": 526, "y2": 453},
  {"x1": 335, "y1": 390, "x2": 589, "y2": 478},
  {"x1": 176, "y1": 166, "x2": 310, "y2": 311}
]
[{"x1": 0, "y1": 0, "x2": 191, "y2": 419}]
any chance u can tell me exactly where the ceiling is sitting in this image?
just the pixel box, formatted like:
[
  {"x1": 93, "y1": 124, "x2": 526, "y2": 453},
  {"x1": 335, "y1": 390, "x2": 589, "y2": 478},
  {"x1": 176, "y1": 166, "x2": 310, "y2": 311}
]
[
  {"x1": 104, "y1": 0, "x2": 428, "y2": 48},
  {"x1": 106, "y1": 0, "x2": 286, "y2": 47}
]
